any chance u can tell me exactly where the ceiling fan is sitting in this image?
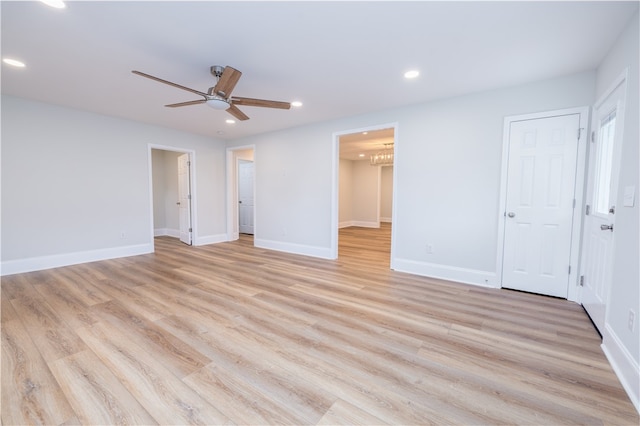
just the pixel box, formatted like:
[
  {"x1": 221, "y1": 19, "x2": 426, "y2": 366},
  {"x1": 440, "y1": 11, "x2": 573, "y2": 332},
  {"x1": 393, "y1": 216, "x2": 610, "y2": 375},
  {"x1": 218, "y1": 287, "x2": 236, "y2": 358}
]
[{"x1": 131, "y1": 65, "x2": 291, "y2": 121}]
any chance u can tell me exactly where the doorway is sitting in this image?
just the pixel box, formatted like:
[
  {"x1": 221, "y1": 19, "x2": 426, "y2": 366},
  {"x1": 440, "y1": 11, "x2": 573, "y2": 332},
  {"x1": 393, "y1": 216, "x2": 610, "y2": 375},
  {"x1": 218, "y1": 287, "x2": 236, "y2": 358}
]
[
  {"x1": 149, "y1": 145, "x2": 196, "y2": 248},
  {"x1": 332, "y1": 124, "x2": 397, "y2": 261},
  {"x1": 226, "y1": 146, "x2": 256, "y2": 242},
  {"x1": 497, "y1": 107, "x2": 588, "y2": 301}
]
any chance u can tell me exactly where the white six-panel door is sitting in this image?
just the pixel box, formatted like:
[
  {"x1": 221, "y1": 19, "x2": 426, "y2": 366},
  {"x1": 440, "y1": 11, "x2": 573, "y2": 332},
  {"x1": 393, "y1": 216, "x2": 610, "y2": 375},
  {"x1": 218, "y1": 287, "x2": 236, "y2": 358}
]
[
  {"x1": 502, "y1": 113, "x2": 580, "y2": 298},
  {"x1": 177, "y1": 153, "x2": 192, "y2": 245},
  {"x1": 238, "y1": 160, "x2": 255, "y2": 235}
]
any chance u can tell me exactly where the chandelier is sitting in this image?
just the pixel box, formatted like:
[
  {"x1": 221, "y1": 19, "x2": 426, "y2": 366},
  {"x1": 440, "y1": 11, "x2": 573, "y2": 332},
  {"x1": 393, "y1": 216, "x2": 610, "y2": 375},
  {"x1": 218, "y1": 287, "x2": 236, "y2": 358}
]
[{"x1": 370, "y1": 143, "x2": 394, "y2": 166}]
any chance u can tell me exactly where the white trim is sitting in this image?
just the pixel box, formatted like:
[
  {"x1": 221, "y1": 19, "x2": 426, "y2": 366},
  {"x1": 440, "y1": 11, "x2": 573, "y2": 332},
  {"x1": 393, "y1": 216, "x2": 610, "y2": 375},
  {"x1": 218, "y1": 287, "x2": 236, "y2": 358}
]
[
  {"x1": 602, "y1": 324, "x2": 640, "y2": 413},
  {"x1": 496, "y1": 106, "x2": 589, "y2": 302},
  {"x1": 392, "y1": 258, "x2": 499, "y2": 288},
  {"x1": 226, "y1": 145, "x2": 256, "y2": 242},
  {"x1": 154, "y1": 228, "x2": 180, "y2": 238},
  {"x1": 338, "y1": 218, "x2": 382, "y2": 228},
  {"x1": 0, "y1": 243, "x2": 153, "y2": 276},
  {"x1": 352, "y1": 221, "x2": 380, "y2": 228},
  {"x1": 194, "y1": 234, "x2": 228, "y2": 246},
  {"x1": 595, "y1": 68, "x2": 629, "y2": 109},
  {"x1": 148, "y1": 144, "x2": 198, "y2": 249},
  {"x1": 255, "y1": 238, "x2": 333, "y2": 259},
  {"x1": 380, "y1": 217, "x2": 392, "y2": 223},
  {"x1": 332, "y1": 122, "x2": 399, "y2": 261}
]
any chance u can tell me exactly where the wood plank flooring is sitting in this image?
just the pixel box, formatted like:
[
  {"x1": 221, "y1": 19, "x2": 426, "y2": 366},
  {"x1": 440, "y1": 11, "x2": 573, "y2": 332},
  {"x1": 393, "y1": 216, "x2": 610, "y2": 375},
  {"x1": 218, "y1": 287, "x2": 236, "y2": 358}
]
[{"x1": 2, "y1": 223, "x2": 638, "y2": 425}]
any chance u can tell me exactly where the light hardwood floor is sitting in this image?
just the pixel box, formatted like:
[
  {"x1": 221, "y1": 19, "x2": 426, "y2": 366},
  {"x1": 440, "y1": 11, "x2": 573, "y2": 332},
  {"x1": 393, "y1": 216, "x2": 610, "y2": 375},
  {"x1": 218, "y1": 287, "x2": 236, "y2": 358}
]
[{"x1": 2, "y1": 224, "x2": 638, "y2": 425}]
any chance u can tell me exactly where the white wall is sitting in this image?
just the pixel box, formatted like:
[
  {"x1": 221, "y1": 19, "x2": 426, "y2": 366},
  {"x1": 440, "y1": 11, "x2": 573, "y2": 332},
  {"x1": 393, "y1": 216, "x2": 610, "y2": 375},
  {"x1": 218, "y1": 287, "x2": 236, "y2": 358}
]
[
  {"x1": 1, "y1": 96, "x2": 227, "y2": 274},
  {"x1": 380, "y1": 166, "x2": 393, "y2": 222},
  {"x1": 229, "y1": 71, "x2": 596, "y2": 270},
  {"x1": 229, "y1": 126, "x2": 335, "y2": 258},
  {"x1": 338, "y1": 159, "x2": 354, "y2": 226},
  {"x1": 594, "y1": 12, "x2": 639, "y2": 412},
  {"x1": 339, "y1": 159, "x2": 382, "y2": 227},
  {"x1": 351, "y1": 160, "x2": 380, "y2": 226}
]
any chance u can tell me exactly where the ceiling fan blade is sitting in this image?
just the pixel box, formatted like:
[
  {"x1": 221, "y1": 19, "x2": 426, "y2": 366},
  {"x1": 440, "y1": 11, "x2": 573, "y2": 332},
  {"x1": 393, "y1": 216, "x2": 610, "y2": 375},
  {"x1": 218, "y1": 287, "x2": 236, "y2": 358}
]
[
  {"x1": 226, "y1": 104, "x2": 250, "y2": 121},
  {"x1": 165, "y1": 100, "x2": 206, "y2": 108},
  {"x1": 231, "y1": 96, "x2": 291, "y2": 110},
  {"x1": 132, "y1": 70, "x2": 207, "y2": 97},
  {"x1": 214, "y1": 66, "x2": 242, "y2": 98}
]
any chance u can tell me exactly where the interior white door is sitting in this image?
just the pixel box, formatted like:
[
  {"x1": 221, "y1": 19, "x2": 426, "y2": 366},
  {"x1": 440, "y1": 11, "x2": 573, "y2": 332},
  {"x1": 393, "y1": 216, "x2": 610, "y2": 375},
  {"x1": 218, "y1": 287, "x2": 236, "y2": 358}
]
[
  {"x1": 502, "y1": 113, "x2": 580, "y2": 298},
  {"x1": 177, "y1": 153, "x2": 192, "y2": 245},
  {"x1": 238, "y1": 160, "x2": 254, "y2": 235},
  {"x1": 581, "y1": 80, "x2": 626, "y2": 334}
]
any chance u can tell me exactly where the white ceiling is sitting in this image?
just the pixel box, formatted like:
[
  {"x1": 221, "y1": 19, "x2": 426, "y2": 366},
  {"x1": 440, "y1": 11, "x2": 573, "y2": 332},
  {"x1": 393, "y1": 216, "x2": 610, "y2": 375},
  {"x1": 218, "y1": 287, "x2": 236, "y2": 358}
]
[
  {"x1": 339, "y1": 128, "x2": 395, "y2": 161},
  {"x1": 2, "y1": 1, "x2": 637, "y2": 156}
]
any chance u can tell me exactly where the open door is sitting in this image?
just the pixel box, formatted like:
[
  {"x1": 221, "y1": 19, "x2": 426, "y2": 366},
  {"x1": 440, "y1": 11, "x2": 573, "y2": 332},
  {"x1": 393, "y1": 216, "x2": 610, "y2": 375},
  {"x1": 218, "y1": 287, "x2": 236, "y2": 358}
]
[
  {"x1": 178, "y1": 153, "x2": 192, "y2": 245},
  {"x1": 238, "y1": 159, "x2": 255, "y2": 235},
  {"x1": 580, "y1": 75, "x2": 627, "y2": 335}
]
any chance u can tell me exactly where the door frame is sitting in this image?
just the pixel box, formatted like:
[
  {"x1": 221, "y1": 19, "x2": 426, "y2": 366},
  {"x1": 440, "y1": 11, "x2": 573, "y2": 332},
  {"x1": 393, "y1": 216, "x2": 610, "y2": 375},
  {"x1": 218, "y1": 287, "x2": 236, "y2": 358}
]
[
  {"x1": 495, "y1": 107, "x2": 589, "y2": 302},
  {"x1": 226, "y1": 145, "x2": 256, "y2": 241},
  {"x1": 331, "y1": 122, "x2": 399, "y2": 261},
  {"x1": 147, "y1": 144, "x2": 197, "y2": 251}
]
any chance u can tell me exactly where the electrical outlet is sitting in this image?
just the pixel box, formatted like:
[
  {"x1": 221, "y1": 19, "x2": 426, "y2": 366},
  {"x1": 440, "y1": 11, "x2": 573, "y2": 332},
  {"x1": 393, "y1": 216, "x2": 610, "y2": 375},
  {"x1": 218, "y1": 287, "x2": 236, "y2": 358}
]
[
  {"x1": 426, "y1": 244, "x2": 433, "y2": 254},
  {"x1": 629, "y1": 310, "x2": 636, "y2": 332}
]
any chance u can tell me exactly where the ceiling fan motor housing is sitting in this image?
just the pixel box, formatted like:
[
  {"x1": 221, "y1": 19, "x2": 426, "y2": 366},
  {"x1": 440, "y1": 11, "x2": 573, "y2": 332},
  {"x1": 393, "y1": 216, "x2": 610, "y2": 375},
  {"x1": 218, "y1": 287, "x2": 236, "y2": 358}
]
[{"x1": 210, "y1": 65, "x2": 224, "y2": 78}]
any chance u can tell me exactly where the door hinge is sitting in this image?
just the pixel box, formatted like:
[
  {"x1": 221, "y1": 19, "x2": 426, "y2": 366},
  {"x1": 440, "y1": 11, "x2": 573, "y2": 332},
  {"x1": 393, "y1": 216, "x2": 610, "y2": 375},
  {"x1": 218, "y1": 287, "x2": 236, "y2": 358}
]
[
  {"x1": 585, "y1": 204, "x2": 590, "y2": 215},
  {"x1": 579, "y1": 275, "x2": 585, "y2": 287},
  {"x1": 188, "y1": 227, "x2": 192, "y2": 232},
  {"x1": 577, "y1": 128, "x2": 584, "y2": 140},
  {"x1": 609, "y1": 206, "x2": 615, "y2": 214},
  {"x1": 591, "y1": 131, "x2": 595, "y2": 143},
  {"x1": 573, "y1": 199, "x2": 576, "y2": 209},
  {"x1": 188, "y1": 194, "x2": 191, "y2": 200},
  {"x1": 187, "y1": 161, "x2": 191, "y2": 166},
  {"x1": 568, "y1": 265, "x2": 572, "y2": 275}
]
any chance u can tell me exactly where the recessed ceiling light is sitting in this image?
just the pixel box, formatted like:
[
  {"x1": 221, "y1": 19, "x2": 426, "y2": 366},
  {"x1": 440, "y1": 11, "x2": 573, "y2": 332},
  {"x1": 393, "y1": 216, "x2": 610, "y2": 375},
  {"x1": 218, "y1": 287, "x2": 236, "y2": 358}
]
[
  {"x1": 291, "y1": 101, "x2": 303, "y2": 107},
  {"x1": 225, "y1": 119, "x2": 236, "y2": 124},
  {"x1": 40, "y1": 0, "x2": 66, "y2": 9},
  {"x1": 2, "y1": 58, "x2": 26, "y2": 68},
  {"x1": 362, "y1": 131, "x2": 368, "y2": 135},
  {"x1": 359, "y1": 154, "x2": 365, "y2": 158},
  {"x1": 404, "y1": 70, "x2": 420, "y2": 79}
]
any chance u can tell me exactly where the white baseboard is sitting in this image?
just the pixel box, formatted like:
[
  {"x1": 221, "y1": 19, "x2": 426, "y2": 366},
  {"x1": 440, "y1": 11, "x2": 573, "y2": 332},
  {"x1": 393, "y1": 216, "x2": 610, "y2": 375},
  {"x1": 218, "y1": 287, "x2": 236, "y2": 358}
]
[
  {"x1": 602, "y1": 324, "x2": 640, "y2": 413},
  {"x1": 255, "y1": 238, "x2": 333, "y2": 259},
  {"x1": 391, "y1": 258, "x2": 499, "y2": 288},
  {"x1": 381, "y1": 217, "x2": 392, "y2": 223},
  {"x1": 339, "y1": 220, "x2": 379, "y2": 229},
  {"x1": 194, "y1": 233, "x2": 228, "y2": 246},
  {"x1": 0, "y1": 243, "x2": 153, "y2": 276},
  {"x1": 154, "y1": 228, "x2": 180, "y2": 238}
]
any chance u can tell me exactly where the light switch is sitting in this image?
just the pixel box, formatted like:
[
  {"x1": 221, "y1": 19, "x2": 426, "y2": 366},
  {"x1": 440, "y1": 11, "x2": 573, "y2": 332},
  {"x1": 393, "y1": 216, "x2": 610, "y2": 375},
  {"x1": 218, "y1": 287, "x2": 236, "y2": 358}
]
[{"x1": 623, "y1": 186, "x2": 635, "y2": 207}]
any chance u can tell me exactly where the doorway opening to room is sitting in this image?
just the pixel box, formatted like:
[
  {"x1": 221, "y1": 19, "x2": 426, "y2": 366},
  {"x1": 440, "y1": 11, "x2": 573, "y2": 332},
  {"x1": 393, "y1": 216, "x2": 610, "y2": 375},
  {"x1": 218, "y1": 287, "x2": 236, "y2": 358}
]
[
  {"x1": 333, "y1": 124, "x2": 397, "y2": 267},
  {"x1": 149, "y1": 146, "x2": 196, "y2": 248},
  {"x1": 226, "y1": 146, "x2": 256, "y2": 245}
]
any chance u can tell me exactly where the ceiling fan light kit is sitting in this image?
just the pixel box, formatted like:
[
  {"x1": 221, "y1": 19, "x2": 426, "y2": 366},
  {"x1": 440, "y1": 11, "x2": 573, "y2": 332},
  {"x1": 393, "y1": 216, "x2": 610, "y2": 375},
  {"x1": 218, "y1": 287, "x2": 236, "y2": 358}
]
[
  {"x1": 206, "y1": 98, "x2": 230, "y2": 110},
  {"x1": 132, "y1": 65, "x2": 291, "y2": 121}
]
